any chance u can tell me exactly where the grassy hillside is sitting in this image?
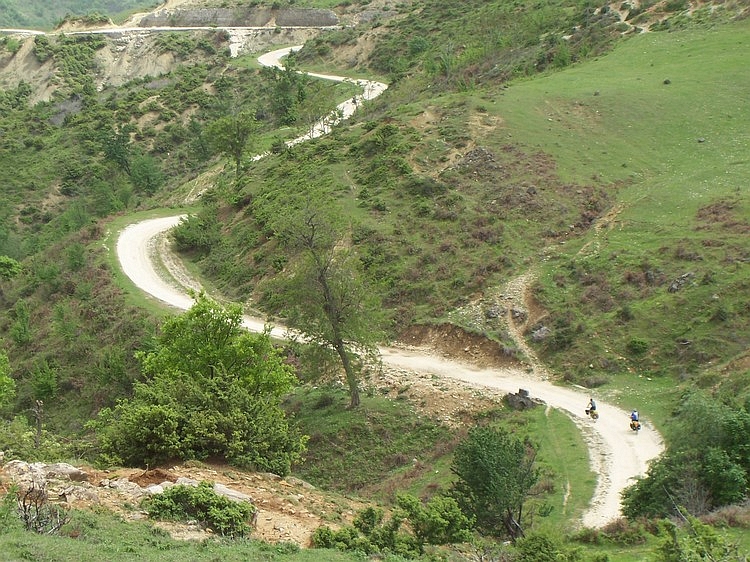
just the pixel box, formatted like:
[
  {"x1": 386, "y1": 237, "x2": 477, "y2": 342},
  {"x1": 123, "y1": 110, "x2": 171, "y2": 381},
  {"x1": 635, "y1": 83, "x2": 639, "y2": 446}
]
[
  {"x1": 192, "y1": 15, "x2": 750, "y2": 395},
  {"x1": 1, "y1": 0, "x2": 750, "y2": 559},
  {"x1": 494, "y1": 21, "x2": 750, "y2": 387}
]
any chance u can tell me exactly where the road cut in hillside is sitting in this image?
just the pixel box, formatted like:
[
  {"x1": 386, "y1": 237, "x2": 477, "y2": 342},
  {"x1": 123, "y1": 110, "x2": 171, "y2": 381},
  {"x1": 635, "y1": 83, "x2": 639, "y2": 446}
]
[
  {"x1": 115, "y1": 46, "x2": 664, "y2": 530},
  {"x1": 117, "y1": 214, "x2": 663, "y2": 528}
]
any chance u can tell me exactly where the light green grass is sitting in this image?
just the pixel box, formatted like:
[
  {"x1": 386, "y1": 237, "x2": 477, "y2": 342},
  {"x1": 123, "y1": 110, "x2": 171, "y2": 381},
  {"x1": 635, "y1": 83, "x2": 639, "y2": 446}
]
[
  {"x1": 487, "y1": 20, "x2": 750, "y2": 185},
  {"x1": 526, "y1": 407, "x2": 596, "y2": 532},
  {"x1": 0, "y1": 510, "x2": 363, "y2": 562}
]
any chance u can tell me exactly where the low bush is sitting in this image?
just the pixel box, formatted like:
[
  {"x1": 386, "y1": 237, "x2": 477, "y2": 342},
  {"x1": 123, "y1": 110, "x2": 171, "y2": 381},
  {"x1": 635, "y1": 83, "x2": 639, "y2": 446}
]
[{"x1": 142, "y1": 481, "x2": 256, "y2": 538}]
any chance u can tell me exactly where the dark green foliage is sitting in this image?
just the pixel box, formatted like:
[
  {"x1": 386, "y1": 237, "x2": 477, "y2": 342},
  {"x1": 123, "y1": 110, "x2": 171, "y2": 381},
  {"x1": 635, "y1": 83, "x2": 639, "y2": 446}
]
[
  {"x1": 654, "y1": 513, "x2": 746, "y2": 562},
  {"x1": 450, "y1": 426, "x2": 538, "y2": 539},
  {"x1": 90, "y1": 295, "x2": 306, "y2": 474},
  {"x1": 172, "y1": 209, "x2": 223, "y2": 254},
  {"x1": 10, "y1": 299, "x2": 32, "y2": 346},
  {"x1": 0, "y1": 351, "x2": 15, "y2": 411},
  {"x1": 31, "y1": 360, "x2": 58, "y2": 401},
  {"x1": 102, "y1": 125, "x2": 133, "y2": 174},
  {"x1": 626, "y1": 337, "x2": 649, "y2": 356},
  {"x1": 516, "y1": 532, "x2": 582, "y2": 561},
  {"x1": 311, "y1": 493, "x2": 471, "y2": 557},
  {"x1": 129, "y1": 153, "x2": 164, "y2": 194},
  {"x1": 257, "y1": 184, "x2": 388, "y2": 408},
  {"x1": 32, "y1": 35, "x2": 53, "y2": 62},
  {"x1": 205, "y1": 111, "x2": 258, "y2": 181},
  {"x1": 623, "y1": 391, "x2": 750, "y2": 518},
  {"x1": 394, "y1": 493, "x2": 473, "y2": 548},
  {"x1": 260, "y1": 62, "x2": 307, "y2": 126},
  {"x1": 0, "y1": 256, "x2": 22, "y2": 280},
  {"x1": 142, "y1": 481, "x2": 256, "y2": 538}
]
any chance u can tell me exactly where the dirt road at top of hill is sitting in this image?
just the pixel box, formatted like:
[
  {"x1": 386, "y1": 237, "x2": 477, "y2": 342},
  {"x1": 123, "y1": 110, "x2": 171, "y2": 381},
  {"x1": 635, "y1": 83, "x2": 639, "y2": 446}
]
[{"x1": 113, "y1": 43, "x2": 664, "y2": 529}]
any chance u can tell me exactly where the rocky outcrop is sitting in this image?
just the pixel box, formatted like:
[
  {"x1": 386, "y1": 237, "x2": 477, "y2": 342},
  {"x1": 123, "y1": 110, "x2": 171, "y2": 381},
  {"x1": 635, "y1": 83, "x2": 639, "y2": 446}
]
[
  {"x1": 2, "y1": 460, "x2": 254, "y2": 508},
  {"x1": 505, "y1": 388, "x2": 543, "y2": 410},
  {"x1": 138, "y1": 7, "x2": 339, "y2": 28}
]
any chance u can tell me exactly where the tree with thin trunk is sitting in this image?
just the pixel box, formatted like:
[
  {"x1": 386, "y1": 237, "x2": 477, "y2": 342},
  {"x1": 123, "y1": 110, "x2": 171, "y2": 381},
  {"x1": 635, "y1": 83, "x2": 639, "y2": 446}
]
[
  {"x1": 206, "y1": 110, "x2": 258, "y2": 184},
  {"x1": 260, "y1": 189, "x2": 386, "y2": 408},
  {"x1": 450, "y1": 426, "x2": 539, "y2": 541}
]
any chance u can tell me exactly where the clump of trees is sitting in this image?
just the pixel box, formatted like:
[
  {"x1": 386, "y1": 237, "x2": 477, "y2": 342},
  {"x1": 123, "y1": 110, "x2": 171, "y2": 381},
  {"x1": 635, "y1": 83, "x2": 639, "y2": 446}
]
[
  {"x1": 311, "y1": 494, "x2": 473, "y2": 557},
  {"x1": 622, "y1": 391, "x2": 750, "y2": 519},
  {"x1": 89, "y1": 294, "x2": 307, "y2": 475},
  {"x1": 311, "y1": 424, "x2": 541, "y2": 557}
]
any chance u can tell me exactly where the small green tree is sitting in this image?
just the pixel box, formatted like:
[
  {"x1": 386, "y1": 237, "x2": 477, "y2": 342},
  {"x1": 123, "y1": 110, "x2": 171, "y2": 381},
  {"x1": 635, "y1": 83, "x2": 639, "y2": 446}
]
[
  {"x1": 143, "y1": 481, "x2": 256, "y2": 538},
  {"x1": 102, "y1": 124, "x2": 133, "y2": 174},
  {"x1": 450, "y1": 426, "x2": 539, "y2": 540},
  {"x1": 129, "y1": 153, "x2": 164, "y2": 194},
  {"x1": 622, "y1": 391, "x2": 750, "y2": 519},
  {"x1": 395, "y1": 493, "x2": 474, "y2": 549},
  {"x1": 206, "y1": 110, "x2": 258, "y2": 183},
  {"x1": 31, "y1": 360, "x2": 58, "y2": 402},
  {"x1": 90, "y1": 294, "x2": 306, "y2": 474},
  {"x1": 311, "y1": 494, "x2": 473, "y2": 556},
  {"x1": 10, "y1": 300, "x2": 32, "y2": 347},
  {"x1": 0, "y1": 255, "x2": 21, "y2": 280},
  {"x1": 655, "y1": 512, "x2": 748, "y2": 562}
]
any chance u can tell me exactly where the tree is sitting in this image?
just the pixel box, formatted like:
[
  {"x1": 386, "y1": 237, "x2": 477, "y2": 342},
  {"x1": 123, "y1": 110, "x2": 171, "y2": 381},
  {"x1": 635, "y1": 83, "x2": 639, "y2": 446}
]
[
  {"x1": 450, "y1": 426, "x2": 539, "y2": 540},
  {"x1": 206, "y1": 110, "x2": 258, "y2": 183},
  {"x1": 90, "y1": 294, "x2": 306, "y2": 474},
  {"x1": 129, "y1": 153, "x2": 164, "y2": 194},
  {"x1": 260, "y1": 189, "x2": 387, "y2": 408},
  {"x1": 261, "y1": 56, "x2": 307, "y2": 125},
  {"x1": 395, "y1": 493, "x2": 473, "y2": 549},
  {"x1": 102, "y1": 124, "x2": 133, "y2": 174},
  {"x1": 0, "y1": 255, "x2": 21, "y2": 300},
  {"x1": 311, "y1": 494, "x2": 473, "y2": 557}
]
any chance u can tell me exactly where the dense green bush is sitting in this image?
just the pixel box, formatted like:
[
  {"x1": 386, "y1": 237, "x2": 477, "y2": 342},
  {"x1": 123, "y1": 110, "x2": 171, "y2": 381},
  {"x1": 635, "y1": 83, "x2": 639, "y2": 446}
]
[
  {"x1": 516, "y1": 532, "x2": 583, "y2": 561},
  {"x1": 451, "y1": 426, "x2": 538, "y2": 539},
  {"x1": 623, "y1": 391, "x2": 750, "y2": 518},
  {"x1": 311, "y1": 494, "x2": 472, "y2": 557},
  {"x1": 142, "y1": 481, "x2": 255, "y2": 537},
  {"x1": 89, "y1": 295, "x2": 306, "y2": 474}
]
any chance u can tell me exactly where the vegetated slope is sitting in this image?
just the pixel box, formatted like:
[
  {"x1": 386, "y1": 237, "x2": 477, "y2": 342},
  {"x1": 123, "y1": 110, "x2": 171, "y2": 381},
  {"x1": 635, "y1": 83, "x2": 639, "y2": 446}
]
[
  {"x1": 0, "y1": 0, "x2": 747, "y2": 515},
  {"x1": 0, "y1": 25, "x2": 356, "y2": 433},
  {"x1": 182, "y1": 1, "x2": 750, "y2": 397},
  {"x1": 0, "y1": 0, "x2": 160, "y2": 30}
]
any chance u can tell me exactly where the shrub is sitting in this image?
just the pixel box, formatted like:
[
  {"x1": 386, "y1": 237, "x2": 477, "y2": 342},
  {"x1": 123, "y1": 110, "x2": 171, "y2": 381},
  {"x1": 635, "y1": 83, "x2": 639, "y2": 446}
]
[
  {"x1": 600, "y1": 517, "x2": 648, "y2": 545},
  {"x1": 626, "y1": 337, "x2": 649, "y2": 356},
  {"x1": 516, "y1": 532, "x2": 582, "y2": 561},
  {"x1": 142, "y1": 481, "x2": 256, "y2": 537}
]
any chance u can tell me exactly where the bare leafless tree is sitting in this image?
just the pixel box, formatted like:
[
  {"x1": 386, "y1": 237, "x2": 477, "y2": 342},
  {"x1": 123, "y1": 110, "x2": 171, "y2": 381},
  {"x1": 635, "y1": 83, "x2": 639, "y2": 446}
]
[{"x1": 16, "y1": 482, "x2": 70, "y2": 535}]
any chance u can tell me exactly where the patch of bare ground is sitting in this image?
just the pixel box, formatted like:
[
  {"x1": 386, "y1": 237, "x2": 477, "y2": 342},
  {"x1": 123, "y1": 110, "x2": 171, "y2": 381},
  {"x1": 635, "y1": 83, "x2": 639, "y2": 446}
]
[
  {"x1": 51, "y1": 463, "x2": 369, "y2": 546},
  {"x1": 399, "y1": 323, "x2": 522, "y2": 370}
]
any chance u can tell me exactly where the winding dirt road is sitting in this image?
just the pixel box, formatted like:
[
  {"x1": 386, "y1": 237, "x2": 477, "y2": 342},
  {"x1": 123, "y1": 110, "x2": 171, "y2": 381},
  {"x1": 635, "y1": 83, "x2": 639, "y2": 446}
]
[{"x1": 115, "y1": 46, "x2": 663, "y2": 529}]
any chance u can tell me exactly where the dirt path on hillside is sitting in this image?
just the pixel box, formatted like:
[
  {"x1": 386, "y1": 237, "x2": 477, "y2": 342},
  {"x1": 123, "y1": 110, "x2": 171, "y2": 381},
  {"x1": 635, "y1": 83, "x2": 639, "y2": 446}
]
[
  {"x1": 115, "y1": 47, "x2": 664, "y2": 531},
  {"x1": 118, "y1": 215, "x2": 663, "y2": 529}
]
